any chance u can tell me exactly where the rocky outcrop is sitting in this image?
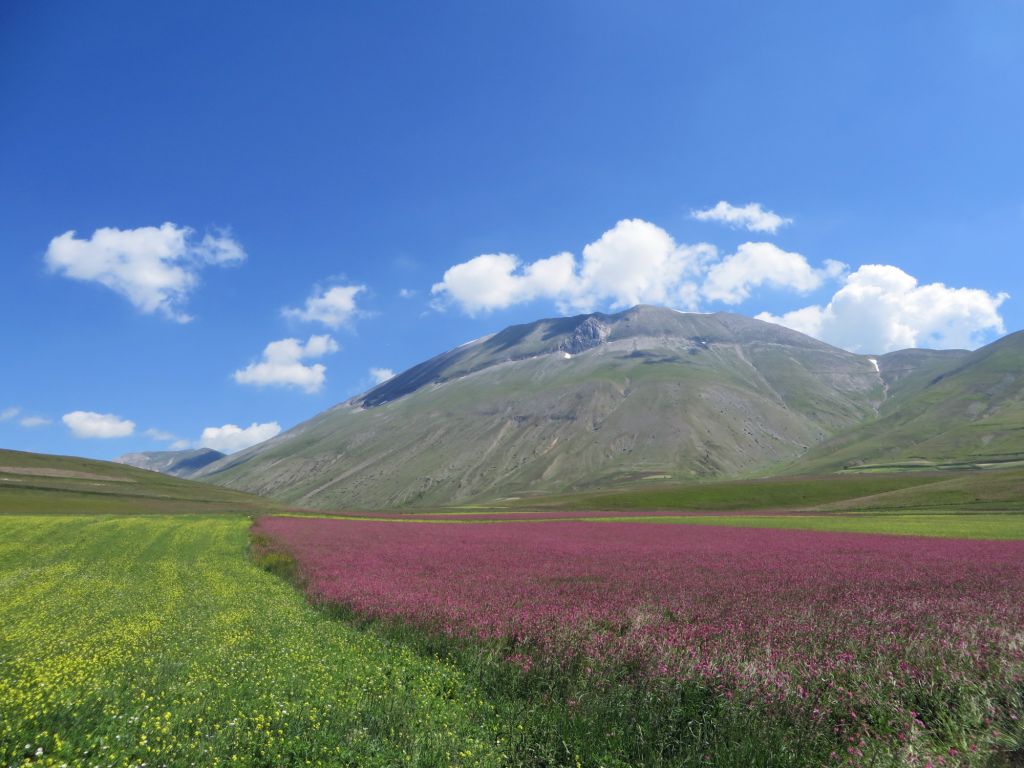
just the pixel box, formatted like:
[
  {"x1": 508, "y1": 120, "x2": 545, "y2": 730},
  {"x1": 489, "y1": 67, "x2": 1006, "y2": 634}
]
[{"x1": 559, "y1": 317, "x2": 611, "y2": 354}]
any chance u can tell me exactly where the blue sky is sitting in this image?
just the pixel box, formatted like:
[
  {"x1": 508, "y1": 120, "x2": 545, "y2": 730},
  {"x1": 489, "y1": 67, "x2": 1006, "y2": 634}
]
[{"x1": 2, "y1": 1, "x2": 1022, "y2": 459}]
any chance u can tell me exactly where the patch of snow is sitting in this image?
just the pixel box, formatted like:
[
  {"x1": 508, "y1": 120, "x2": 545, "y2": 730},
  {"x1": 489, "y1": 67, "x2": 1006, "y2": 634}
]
[
  {"x1": 562, "y1": 352, "x2": 572, "y2": 360},
  {"x1": 456, "y1": 333, "x2": 495, "y2": 349},
  {"x1": 868, "y1": 358, "x2": 879, "y2": 372}
]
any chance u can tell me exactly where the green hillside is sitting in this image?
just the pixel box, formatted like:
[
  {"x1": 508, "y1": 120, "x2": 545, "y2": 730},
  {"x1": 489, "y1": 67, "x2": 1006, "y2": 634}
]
[
  {"x1": 0, "y1": 448, "x2": 282, "y2": 515},
  {"x1": 793, "y1": 331, "x2": 1024, "y2": 472}
]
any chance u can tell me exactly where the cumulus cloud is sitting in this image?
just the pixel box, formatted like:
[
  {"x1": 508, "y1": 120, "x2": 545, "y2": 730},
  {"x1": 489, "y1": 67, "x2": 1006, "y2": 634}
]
[
  {"x1": 757, "y1": 265, "x2": 1009, "y2": 352},
  {"x1": 62, "y1": 411, "x2": 135, "y2": 439},
  {"x1": 691, "y1": 201, "x2": 793, "y2": 234},
  {"x1": 398, "y1": 288, "x2": 416, "y2": 298},
  {"x1": 19, "y1": 416, "x2": 52, "y2": 428},
  {"x1": 0, "y1": 407, "x2": 19, "y2": 422},
  {"x1": 702, "y1": 242, "x2": 846, "y2": 304},
  {"x1": 44, "y1": 223, "x2": 245, "y2": 322},
  {"x1": 233, "y1": 335, "x2": 339, "y2": 394},
  {"x1": 369, "y1": 367, "x2": 395, "y2": 384},
  {"x1": 198, "y1": 422, "x2": 281, "y2": 454},
  {"x1": 575, "y1": 220, "x2": 714, "y2": 310},
  {"x1": 282, "y1": 284, "x2": 365, "y2": 328},
  {"x1": 431, "y1": 219, "x2": 714, "y2": 315},
  {"x1": 430, "y1": 252, "x2": 559, "y2": 314}
]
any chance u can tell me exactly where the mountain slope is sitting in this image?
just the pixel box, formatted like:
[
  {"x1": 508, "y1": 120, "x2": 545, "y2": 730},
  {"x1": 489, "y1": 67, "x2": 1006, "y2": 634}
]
[
  {"x1": 200, "y1": 306, "x2": 900, "y2": 508},
  {"x1": 114, "y1": 447, "x2": 226, "y2": 478}
]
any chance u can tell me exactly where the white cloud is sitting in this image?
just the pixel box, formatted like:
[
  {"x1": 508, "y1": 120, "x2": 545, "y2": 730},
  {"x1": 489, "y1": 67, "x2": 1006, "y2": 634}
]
[
  {"x1": 691, "y1": 201, "x2": 793, "y2": 234},
  {"x1": 757, "y1": 264, "x2": 1009, "y2": 352},
  {"x1": 233, "y1": 335, "x2": 339, "y2": 394},
  {"x1": 282, "y1": 284, "x2": 364, "y2": 328},
  {"x1": 430, "y1": 252, "x2": 548, "y2": 314},
  {"x1": 575, "y1": 220, "x2": 713, "y2": 311},
  {"x1": 369, "y1": 367, "x2": 395, "y2": 384},
  {"x1": 198, "y1": 422, "x2": 281, "y2": 454},
  {"x1": 62, "y1": 411, "x2": 135, "y2": 439},
  {"x1": 398, "y1": 288, "x2": 416, "y2": 298},
  {"x1": 702, "y1": 242, "x2": 846, "y2": 304},
  {"x1": 45, "y1": 223, "x2": 245, "y2": 322},
  {"x1": 169, "y1": 439, "x2": 192, "y2": 451},
  {"x1": 190, "y1": 232, "x2": 246, "y2": 265},
  {"x1": 19, "y1": 416, "x2": 51, "y2": 428},
  {"x1": 431, "y1": 219, "x2": 714, "y2": 315},
  {"x1": 3, "y1": 407, "x2": 51, "y2": 428}
]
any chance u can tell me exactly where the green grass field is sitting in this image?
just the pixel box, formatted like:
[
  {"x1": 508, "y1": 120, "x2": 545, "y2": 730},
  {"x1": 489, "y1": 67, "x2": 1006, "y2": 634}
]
[
  {"x1": 589, "y1": 511, "x2": 1024, "y2": 539},
  {"x1": 0, "y1": 515, "x2": 508, "y2": 767},
  {"x1": 506, "y1": 472, "x2": 950, "y2": 512},
  {"x1": 289, "y1": 510, "x2": 1024, "y2": 540}
]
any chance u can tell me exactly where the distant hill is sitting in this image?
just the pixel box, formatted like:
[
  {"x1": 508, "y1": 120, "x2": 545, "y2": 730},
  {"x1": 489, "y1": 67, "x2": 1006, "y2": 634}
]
[
  {"x1": 199, "y1": 305, "x2": 921, "y2": 508},
  {"x1": 0, "y1": 448, "x2": 281, "y2": 516},
  {"x1": 115, "y1": 447, "x2": 226, "y2": 478}
]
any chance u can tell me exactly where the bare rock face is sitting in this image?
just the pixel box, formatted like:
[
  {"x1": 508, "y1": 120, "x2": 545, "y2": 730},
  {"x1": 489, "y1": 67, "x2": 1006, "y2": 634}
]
[{"x1": 559, "y1": 317, "x2": 611, "y2": 354}]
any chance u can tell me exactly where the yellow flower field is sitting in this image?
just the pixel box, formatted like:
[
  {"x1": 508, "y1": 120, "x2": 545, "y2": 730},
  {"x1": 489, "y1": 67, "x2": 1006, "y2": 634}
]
[{"x1": 0, "y1": 515, "x2": 507, "y2": 768}]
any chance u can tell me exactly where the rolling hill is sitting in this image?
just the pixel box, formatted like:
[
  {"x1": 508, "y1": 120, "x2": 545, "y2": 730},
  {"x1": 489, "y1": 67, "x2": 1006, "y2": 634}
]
[{"x1": 0, "y1": 448, "x2": 282, "y2": 515}]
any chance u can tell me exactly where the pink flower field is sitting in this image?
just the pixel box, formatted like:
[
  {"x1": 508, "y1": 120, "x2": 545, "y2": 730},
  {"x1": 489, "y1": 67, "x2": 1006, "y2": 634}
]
[
  {"x1": 253, "y1": 516, "x2": 1024, "y2": 764},
  {"x1": 318, "y1": 507, "x2": 810, "y2": 521},
  {"x1": 254, "y1": 518, "x2": 1024, "y2": 668}
]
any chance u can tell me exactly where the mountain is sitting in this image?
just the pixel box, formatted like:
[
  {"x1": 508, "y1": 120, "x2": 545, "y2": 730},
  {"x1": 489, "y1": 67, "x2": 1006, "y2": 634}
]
[
  {"x1": 115, "y1": 448, "x2": 226, "y2": 478},
  {"x1": 199, "y1": 306, "x2": 911, "y2": 508}
]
